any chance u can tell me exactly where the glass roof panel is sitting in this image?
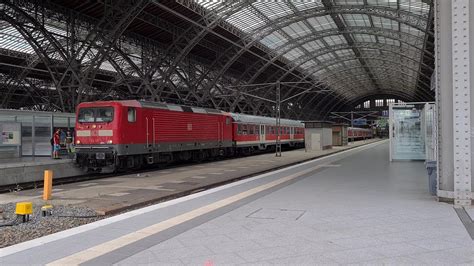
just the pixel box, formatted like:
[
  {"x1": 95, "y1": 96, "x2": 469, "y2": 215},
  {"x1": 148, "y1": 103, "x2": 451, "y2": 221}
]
[
  {"x1": 226, "y1": 6, "x2": 265, "y2": 32},
  {"x1": 353, "y1": 34, "x2": 377, "y2": 42},
  {"x1": 342, "y1": 14, "x2": 371, "y2": 27},
  {"x1": 371, "y1": 16, "x2": 399, "y2": 30},
  {"x1": 252, "y1": 2, "x2": 292, "y2": 20},
  {"x1": 323, "y1": 35, "x2": 347, "y2": 46},
  {"x1": 260, "y1": 32, "x2": 288, "y2": 49},
  {"x1": 306, "y1": 16, "x2": 338, "y2": 31},
  {"x1": 334, "y1": 0, "x2": 365, "y2": 5},
  {"x1": 366, "y1": 0, "x2": 399, "y2": 8},
  {"x1": 281, "y1": 22, "x2": 311, "y2": 38},
  {"x1": 283, "y1": 48, "x2": 305, "y2": 60},
  {"x1": 335, "y1": 49, "x2": 356, "y2": 57},
  {"x1": 293, "y1": 1, "x2": 325, "y2": 11},
  {"x1": 302, "y1": 40, "x2": 325, "y2": 52},
  {"x1": 0, "y1": 26, "x2": 35, "y2": 54}
]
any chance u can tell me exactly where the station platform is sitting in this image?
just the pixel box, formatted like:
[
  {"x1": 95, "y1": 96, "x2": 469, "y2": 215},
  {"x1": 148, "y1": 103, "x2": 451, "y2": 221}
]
[
  {"x1": 1, "y1": 141, "x2": 473, "y2": 265},
  {"x1": 0, "y1": 157, "x2": 82, "y2": 187},
  {"x1": 0, "y1": 139, "x2": 378, "y2": 213}
]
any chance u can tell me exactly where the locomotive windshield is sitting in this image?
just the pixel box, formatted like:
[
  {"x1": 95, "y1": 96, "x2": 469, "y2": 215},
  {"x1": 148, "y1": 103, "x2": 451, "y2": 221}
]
[{"x1": 78, "y1": 107, "x2": 114, "y2": 123}]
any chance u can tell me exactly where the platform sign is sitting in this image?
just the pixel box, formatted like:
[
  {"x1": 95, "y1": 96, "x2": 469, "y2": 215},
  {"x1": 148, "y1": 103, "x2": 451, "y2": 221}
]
[{"x1": 352, "y1": 118, "x2": 367, "y2": 126}]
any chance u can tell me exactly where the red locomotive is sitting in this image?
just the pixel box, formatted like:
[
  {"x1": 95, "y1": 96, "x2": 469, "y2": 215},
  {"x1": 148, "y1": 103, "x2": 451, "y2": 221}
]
[{"x1": 75, "y1": 100, "x2": 304, "y2": 172}]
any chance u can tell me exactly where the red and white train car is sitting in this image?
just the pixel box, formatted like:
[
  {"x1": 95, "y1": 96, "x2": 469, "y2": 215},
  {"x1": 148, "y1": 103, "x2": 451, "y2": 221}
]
[
  {"x1": 230, "y1": 113, "x2": 304, "y2": 151},
  {"x1": 347, "y1": 127, "x2": 373, "y2": 140}
]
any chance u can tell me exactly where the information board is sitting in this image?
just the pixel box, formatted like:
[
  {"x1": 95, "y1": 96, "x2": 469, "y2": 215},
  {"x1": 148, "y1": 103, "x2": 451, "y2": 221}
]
[{"x1": 0, "y1": 122, "x2": 21, "y2": 145}]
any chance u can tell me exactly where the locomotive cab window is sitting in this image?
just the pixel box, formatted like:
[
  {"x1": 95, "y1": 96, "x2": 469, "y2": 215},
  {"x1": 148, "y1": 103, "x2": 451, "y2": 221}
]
[
  {"x1": 128, "y1": 108, "x2": 136, "y2": 123},
  {"x1": 78, "y1": 107, "x2": 114, "y2": 123}
]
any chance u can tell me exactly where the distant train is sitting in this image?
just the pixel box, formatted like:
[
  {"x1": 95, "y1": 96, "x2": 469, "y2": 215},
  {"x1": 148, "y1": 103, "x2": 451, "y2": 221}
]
[
  {"x1": 74, "y1": 100, "x2": 304, "y2": 172},
  {"x1": 348, "y1": 127, "x2": 373, "y2": 140}
]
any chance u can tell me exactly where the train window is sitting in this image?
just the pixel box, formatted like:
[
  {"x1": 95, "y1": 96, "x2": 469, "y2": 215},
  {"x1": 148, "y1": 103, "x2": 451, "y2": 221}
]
[
  {"x1": 242, "y1": 124, "x2": 248, "y2": 135},
  {"x1": 249, "y1": 125, "x2": 254, "y2": 135},
  {"x1": 255, "y1": 126, "x2": 259, "y2": 135},
  {"x1": 128, "y1": 108, "x2": 136, "y2": 123},
  {"x1": 78, "y1": 107, "x2": 114, "y2": 123},
  {"x1": 238, "y1": 124, "x2": 242, "y2": 135},
  {"x1": 226, "y1": 117, "x2": 231, "y2": 125},
  {"x1": 78, "y1": 109, "x2": 94, "y2": 122}
]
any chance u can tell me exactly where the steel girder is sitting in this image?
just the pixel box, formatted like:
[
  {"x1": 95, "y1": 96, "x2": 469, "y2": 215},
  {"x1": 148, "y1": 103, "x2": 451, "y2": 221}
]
[
  {"x1": 146, "y1": 1, "x2": 248, "y2": 102},
  {"x1": 188, "y1": 1, "x2": 433, "y2": 118},
  {"x1": 247, "y1": 4, "x2": 431, "y2": 39},
  {"x1": 0, "y1": 0, "x2": 434, "y2": 120}
]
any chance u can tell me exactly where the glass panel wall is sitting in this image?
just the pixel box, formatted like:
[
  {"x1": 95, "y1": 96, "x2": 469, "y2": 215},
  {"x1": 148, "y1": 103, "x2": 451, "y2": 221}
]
[
  {"x1": 17, "y1": 115, "x2": 33, "y2": 156},
  {"x1": 390, "y1": 103, "x2": 429, "y2": 161},
  {"x1": 35, "y1": 116, "x2": 52, "y2": 156},
  {"x1": 0, "y1": 110, "x2": 75, "y2": 157}
]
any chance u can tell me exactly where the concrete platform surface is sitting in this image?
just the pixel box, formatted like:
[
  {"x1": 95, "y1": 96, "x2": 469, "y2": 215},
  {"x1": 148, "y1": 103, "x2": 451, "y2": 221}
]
[
  {"x1": 1, "y1": 141, "x2": 472, "y2": 265},
  {"x1": 0, "y1": 156, "x2": 82, "y2": 187},
  {"x1": 0, "y1": 139, "x2": 379, "y2": 213}
]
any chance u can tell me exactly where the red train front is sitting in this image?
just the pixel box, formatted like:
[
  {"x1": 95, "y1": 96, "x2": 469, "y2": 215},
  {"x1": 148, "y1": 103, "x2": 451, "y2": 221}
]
[{"x1": 75, "y1": 100, "x2": 233, "y2": 172}]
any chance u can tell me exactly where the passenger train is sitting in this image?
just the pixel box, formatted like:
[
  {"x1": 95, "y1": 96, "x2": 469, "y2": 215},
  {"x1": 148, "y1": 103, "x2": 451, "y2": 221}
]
[
  {"x1": 74, "y1": 100, "x2": 304, "y2": 172},
  {"x1": 348, "y1": 127, "x2": 373, "y2": 140}
]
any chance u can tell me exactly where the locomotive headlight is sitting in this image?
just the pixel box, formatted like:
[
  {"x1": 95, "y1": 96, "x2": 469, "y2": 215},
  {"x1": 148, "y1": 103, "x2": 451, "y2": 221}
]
[
  {"x1": 107, "y1": 140, "x2": 113, "y2": 144},
  {"x1": 76, "y1": 140, "x2": 81, "y2": 144}
]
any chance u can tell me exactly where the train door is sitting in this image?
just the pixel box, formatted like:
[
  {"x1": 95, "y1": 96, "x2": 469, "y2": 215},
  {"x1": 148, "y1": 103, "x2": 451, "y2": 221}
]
[
  {"x1": 259, "y1": 124, "x2": 265, "y2": 143},
  {"x1": 217, "y1": 120, "x2": 223, "y2": 146}
]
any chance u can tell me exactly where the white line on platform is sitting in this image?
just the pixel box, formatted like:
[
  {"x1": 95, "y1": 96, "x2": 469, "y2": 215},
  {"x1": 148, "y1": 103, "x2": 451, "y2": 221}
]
[
  {"x1": 190, "y1": 176, "x2": 208, "y2": 179},
  {"x1": 47, "y1": 164, "x2": 328, "y2": 265},
  {"x1": 78, "y1": 183, "x2": 99, "y2": 187},
  {"x1": 0, "y1": 140, "x2": 385, "y2": 258}
]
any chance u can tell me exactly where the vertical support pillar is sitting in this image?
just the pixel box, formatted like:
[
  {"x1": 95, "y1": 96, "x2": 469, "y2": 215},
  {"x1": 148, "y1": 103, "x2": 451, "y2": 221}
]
[
  {"x1": 452, "y1": 0, "x2": 472, "y2": 205},
  {"x1": 32, "y1": 115, "x2": 35, "y2": 158},
  {"x1": 275, "y1": 81, "x2": 281, "y2": 157},
  {"x1": 435, "y1": 0, "x2": 473, "y2": 205}
]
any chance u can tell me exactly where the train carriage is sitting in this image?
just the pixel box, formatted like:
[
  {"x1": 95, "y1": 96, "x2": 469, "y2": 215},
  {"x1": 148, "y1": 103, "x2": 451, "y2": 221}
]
[
  {"x1": 230, "y1": 113, "x2": 304, "y2": 152},
  {"x1": 347, "y1": 127, "x2": 373, "y2": 140}
]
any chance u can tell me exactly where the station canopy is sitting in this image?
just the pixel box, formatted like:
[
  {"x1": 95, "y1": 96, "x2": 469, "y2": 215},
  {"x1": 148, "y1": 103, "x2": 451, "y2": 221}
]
[{"x1": 197, "y1": 0, "x2": 433, "y2": 104}]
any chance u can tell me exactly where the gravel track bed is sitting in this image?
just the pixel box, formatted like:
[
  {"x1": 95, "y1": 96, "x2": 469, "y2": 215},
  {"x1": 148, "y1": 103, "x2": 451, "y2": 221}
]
[{"x1": 0, "y1": 203, "x2": 103, "y2": 248}]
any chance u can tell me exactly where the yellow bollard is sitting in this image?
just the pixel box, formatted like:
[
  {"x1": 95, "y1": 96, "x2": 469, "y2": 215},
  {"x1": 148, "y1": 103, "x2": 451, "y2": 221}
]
[{"x1": 43, "y1": 170, "x2": 53, "y2": 201}]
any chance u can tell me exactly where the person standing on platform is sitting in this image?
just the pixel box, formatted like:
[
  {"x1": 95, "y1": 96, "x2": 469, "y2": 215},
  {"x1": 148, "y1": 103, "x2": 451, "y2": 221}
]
[
  {"x1": 65, "y1": 130, "x2": 73, "y2": 157},
  {"x1": 53, "y1": 129, "x2": 61, "y2": 159}
]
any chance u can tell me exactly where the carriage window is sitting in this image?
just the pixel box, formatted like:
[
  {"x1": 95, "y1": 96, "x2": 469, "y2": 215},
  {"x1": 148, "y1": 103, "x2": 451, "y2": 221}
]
[
  {"x1": 128, "y1": 108, "x2": 136, "y2": 122},
  {"x1": 255, "y1": 126, "x2": 259, "y2": 135},
  {"x1": 238, "y1": 124, "x2": 242, "y2": 135},
  {"x1": 242, "y1": 124, "x2": 248, "y2": 135},
  {"x1": 249, "y1": 125, "x2": 254, "y2": 135}
]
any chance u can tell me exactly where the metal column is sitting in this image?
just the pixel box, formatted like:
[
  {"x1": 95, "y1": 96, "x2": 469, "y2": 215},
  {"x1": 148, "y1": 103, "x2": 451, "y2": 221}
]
[
  {"x1": 435, "y1": 0, "x2": 473, "y2": 205},
  {"x1": 275, "y1": 81, "x2": 282, "y2": 157}
]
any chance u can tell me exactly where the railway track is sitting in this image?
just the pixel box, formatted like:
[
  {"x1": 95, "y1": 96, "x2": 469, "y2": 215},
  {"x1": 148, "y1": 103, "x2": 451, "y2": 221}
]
[{"x1": 0, "y1": 148, "x2": 298, "y2": 194}]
